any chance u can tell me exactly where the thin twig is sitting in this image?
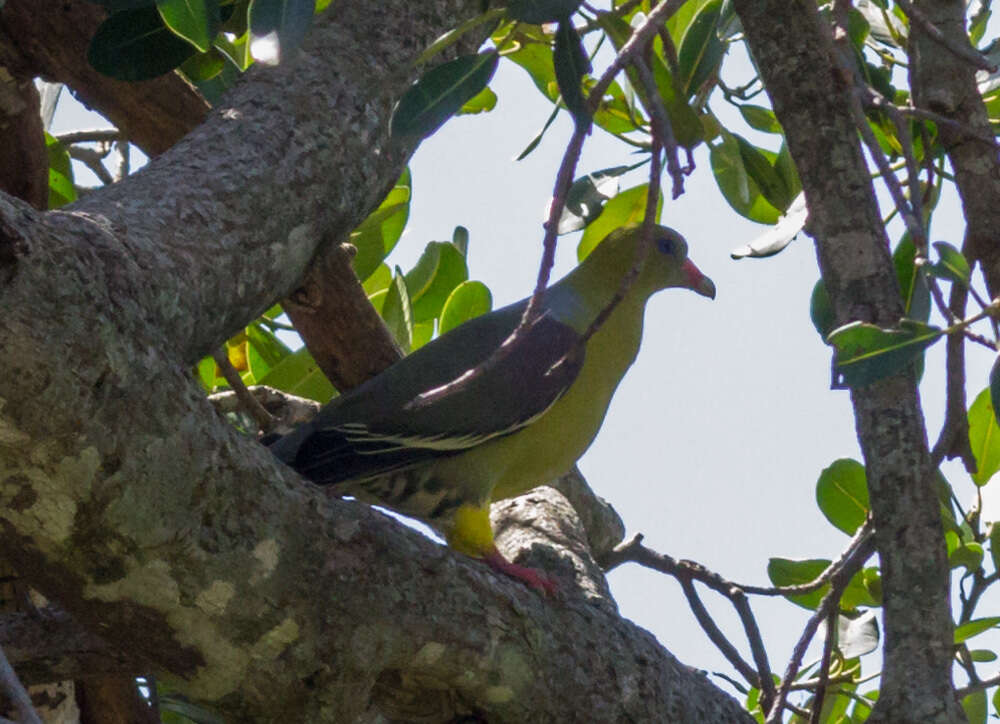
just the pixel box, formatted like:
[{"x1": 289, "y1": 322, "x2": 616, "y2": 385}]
[
  {"x1": 955, "y1": 670, "x2": 1000, "y2": 699},
  {"x1": 808, "y1": 608, "x2": 838, "y2": 724},
  {"x1": 895, "y1": 0, "x2": 997, "y2": 72},
  {"x1": 678, "y1": 576, "x2": 761, "y2": 688},
  {"x1": 67, "y1": 145, "x2": 115, "y2": 186},
  {"x1": 764, "y1": 534, "x2": 878, "y2": 724},
  {"x1": 631, "y1": 55, "x2": 685, "y2": 197},
  {"x1": 211, "y1": 348, "x2": 276, "y2": 431},
  {"x1": 55, "y1": 128, "x2": 124, "y2": 145},
  {"x1": 0, "y1": 643, "x2": 42, "y2": 724}
]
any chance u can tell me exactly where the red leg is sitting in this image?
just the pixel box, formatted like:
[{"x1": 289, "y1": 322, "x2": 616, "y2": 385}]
[{"x1": 483, "y1": 547, "x2": 557, "y2": 595}]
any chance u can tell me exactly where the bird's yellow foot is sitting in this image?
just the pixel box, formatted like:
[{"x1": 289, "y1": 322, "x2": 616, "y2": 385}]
[{"x1": 483, "y1": 547, "x2": 557, "y2": 595}]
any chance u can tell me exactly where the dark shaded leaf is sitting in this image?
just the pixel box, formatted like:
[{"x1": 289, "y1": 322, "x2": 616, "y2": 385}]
[
  {"x1": 710, "y1": 131, "x2": 781, "y2": 224},
  {"x1": 676, "y1": 0, "x2": 724, "y2": 97},
  {"x1": 827, "y1": 319, "x2": 943, "y2": 387},
  {"x1": 88, "y1": 6, "x2": 197, "y2": 80},
  {"x1": 738, "y1": 104, "x2": 782, "y2": 134},
  {"x1": 930, "y1": 240, "x2": 971, "y2": 286},
  {"x1": 735, "y1": 135, "x2": 792, "y2": 210},
  {"x1": 809, "y1": 279, "x2": 836, "y2": 339},
  {"x1": 391, "y1": 51, "x2": 499, "y2": 139},
  {"x1": 553, "y1": 19, "x2": 591, "y2": 128},
  {"x1": 558, "y1": 165, "x2": 632, "y2": 234},
  {"x1": 893, "y1": 236, "x2": 931, "y2": 321},
  {"x1": 506, "y1": 0, "x2": 581, "y2": 23}
]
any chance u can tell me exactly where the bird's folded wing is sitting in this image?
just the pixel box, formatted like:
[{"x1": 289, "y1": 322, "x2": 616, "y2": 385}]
[{"x1": 288, "y1": 307, "x2": 584, "y2": 485}]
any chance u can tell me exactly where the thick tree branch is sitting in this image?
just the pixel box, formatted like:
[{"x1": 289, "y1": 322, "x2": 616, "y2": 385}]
[
  {"x1": 732, "y1": 2, "x2": 962, "y2": 721},
  {"x1": 0, "y1": 0, "x2": 750, "y2": 720}
]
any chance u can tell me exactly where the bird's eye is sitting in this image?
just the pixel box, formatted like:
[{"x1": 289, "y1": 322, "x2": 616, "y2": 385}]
[{"x1": 657, "y1": 236, "x2": 677, "y2": 256}]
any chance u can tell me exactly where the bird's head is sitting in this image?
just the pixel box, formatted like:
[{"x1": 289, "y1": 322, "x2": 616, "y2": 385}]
[{"x1": 589, "y1": 224, "x2": 716, "y2": 300}]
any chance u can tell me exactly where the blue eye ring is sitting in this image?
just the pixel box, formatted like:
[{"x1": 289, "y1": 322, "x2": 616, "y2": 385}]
[{"x1": 657, "y1": 236, "x2": 677, "y2": 256}]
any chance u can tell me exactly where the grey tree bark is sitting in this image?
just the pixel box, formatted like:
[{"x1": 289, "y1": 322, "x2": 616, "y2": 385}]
[
  {"x1": 0, "y1": 0, "x2": 752, "y2": 721},
  {"x1": 732, "y1": 1, "x2": 964, "y2": 722}
]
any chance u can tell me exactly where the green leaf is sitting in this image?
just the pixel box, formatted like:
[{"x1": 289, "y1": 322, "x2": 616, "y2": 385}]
[
  {"x1": 735, "y1": 136, "x2": 792, "y2": 211},
  {"x1": 45, "y1": 133, "x2": 77, "y2": 209},
  {"x1": 350, "y1": 167, "x2": 411, "y2": 281},
  {"x1": 245, "y1": 322, "x2": 291, "y2": 368},
  {"x1": 504, "y1": 39, "x2": 557, "y2": 101},
  {"x1": 598, "y1": 12, "x2": 703, "y2": 148},
  {"x1": 767, "y1": 558, "x2": 876, "y2": 611},
  {"x1": 452, "y1": 226, "x2": 469, "y2": 256},
  {"x1": 969, "y1": 387, "x2": 1000, "y2": 486},
  {"x1": 810, "y1": 279, "x2": 836, "y2": 339},
  {"x1": 710, "y1": 131, "x2": 781, "y2": 224},
  {"x1": 990, "y1": 354, "x2": 1000, "y2": 428},
  {"x1": 382, "y1": 267, "x2": 413, "y2": 353},
  {"x1": 458, "y1": 85, "x2": 497, "y2": 115},
  {"x1": 738, "y1": 104, "x2": 782, "y2": 134},
  {"x1": 893, "y1": 236, "x2": 931, "y2": 321},
  {"x1": 827, "y1": 319, "x2": 943, "y2": 387},
  {"x1": 995, "y1": 685, "x2": 1000, "y2": 720},
  {"x1": 257, "y1": 346, "x2": 335, "y2": 403},
  {"x1": 196, "y1": 356, "x2": 223, "y2": 391},
  {"x1": 88, "y1": 6, "x2": 197, "y2": 80},
  {"x1": 929, "y1": 240, "x2": 971, "y2": 286},
  {"x1": 248, "y1": 0, "x2": 315, "y2": 64},
  {"x1": 773, "y1": 141, "x2": 802, "y2": 201},
  {"x1": 411, "y1": 321, "x2": 434, "y2": 352},
  {"x1": 989, "y1": 523, "x2": 1000, "y2": 574},
  {"x1": 506, "y1": 0, "x2": 581, "y2": 23},
  {"x1": 439, "y1": 280, "x2": 493, "y2": 335},
  {"x1": 676, "y1": 0, "x2": 724, "y2": 97},
  {"x1": 362, "y1": 263, "x2": 393, "y2": 297},
  {"x1": 156, "y1": 0, "x2": 220, "y2": 52},
  {"x1": 559, "y1": 165, "x2": 632, "y2": 234},
  {"x1": 963, "y1": 689, "x2": 987, "y2": 724},
  {"x1": 404, "y1": 242, "x2": 469, "y2": 323},
  {"x1": 954, "y1": 617, "x2": 1000, "y2": 644},
  {"x1": 180, "y1": 47, "x2": 227, "y2": 81},
  {"x1": 553, "y1": 19, "x2": 590, "y2": 128},
  {"x1": 577, "y1": 184, "x2": 661, "y2": 261},
  {"x1": 950, "y1": 541, "x2": 984, "y2": 573},
  {"x1": 969, "y1": 649, "x2": 997, "y2": 662},
  {"x1": 816, "y1": 458, "x2": 870, "y2": 535},
  {"x1": 391, "y1": 51, "x2": 499, "y2": 139}
]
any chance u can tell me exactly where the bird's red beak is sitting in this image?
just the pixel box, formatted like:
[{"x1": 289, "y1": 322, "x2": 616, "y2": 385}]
[{"x1": 683, "y1": 259, "x2": 716, "y2": 299}]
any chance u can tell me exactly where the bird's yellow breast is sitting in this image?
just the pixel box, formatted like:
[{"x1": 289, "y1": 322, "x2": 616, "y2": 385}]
[{"x1": 434, "y1": 295, "x2": 647, "y2": 504}]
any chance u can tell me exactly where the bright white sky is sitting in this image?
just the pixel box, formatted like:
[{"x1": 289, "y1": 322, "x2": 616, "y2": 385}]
[{"x1": 49, "y1": 30, "x2": 1000, "y2": 711}]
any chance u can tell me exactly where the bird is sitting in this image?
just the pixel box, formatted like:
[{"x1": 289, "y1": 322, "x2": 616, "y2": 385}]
[{"x1": 270, "y1": 224, "x2": 715, "y2": 591}]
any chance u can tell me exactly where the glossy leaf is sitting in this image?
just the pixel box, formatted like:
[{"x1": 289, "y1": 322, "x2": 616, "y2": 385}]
[
  {"x1": 963, "y1": 689, "x2": 987, "y2": 724},
  {"x1": 736, "y1": 136, "x2": 792, "y2": 211},
  {"x1": 439, "y1": 281, "x2": 493, "y2": 335},
  {"x1": 577, "y1": 184, "x2": 661, "y2": 261},
  {"x1": 810, "y1": 280, "x2": 836, "y2": 339},
  {"x1": 248, "y1": 0, "x2": 315, "y2": 64},
  {"x1": 553, "y1": 19, "x2": 590, "y2": 128},
  {"x1": 458, "y1": 86, "x2": 497, "y2": 115},
  {"x1": 969, "y1": 387, "x2": 1000, "y2": 486},
  {"x1": 816, "y1": 458, "x2": 870, "y2": 535},
  {"x1": 738, "y1": 104, "x2": 782, "y2": 134},
  {"x1": 506, "y1": 0, "x2": 581, "y2": 23},
  {"x1": 391, "y1": 51, "x2": 499, "y2": 139},
  {"x1": 955, "y1": 617, "x2": 1000, "y2": 644},
  {"x1": 88, "y1": 6, "x2": 197, "y2": 80},
  {"x1": 404, "y1": 242, "x2": 469, "y2": 323},
  {"x1": 382, "y1": 268, "x2": 413, "y2": 353},
  {"x1": 710, "y1": 131, "x2": 781, "y2": 224},
  {"x1": 827, "y1": 319, "x2": 943, "y2": 387},
  {"x1": 350, "y1": 167, "x2": 411, "y2": 281},
  {"x1": 156, "y1": 0, "x2": 219, "y2": 52},
  {"x1": 257, "y1": 347, "x2": 335, "y2": 403},
  {"x1": 929, "y1": 240, "x2": 971, "y2": 286},
  {"x1": 411, "y1": 321, "x2": 434, "y2": 352},
  {"x1": 362, "y1": 263, "x2": 393, "y2": 297},
  {"x1": 558, "y1": 165, "x2": 632, "y2": 234},
  {"x1": 731, "y1": 192, "x2": 806, "y2": 259},
  {"x1": 45, "y1": 133, "x2": 76, "y2": 209},
  {"x1": 676, "y1": 0, "x2": 724, "y2": 97}
]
